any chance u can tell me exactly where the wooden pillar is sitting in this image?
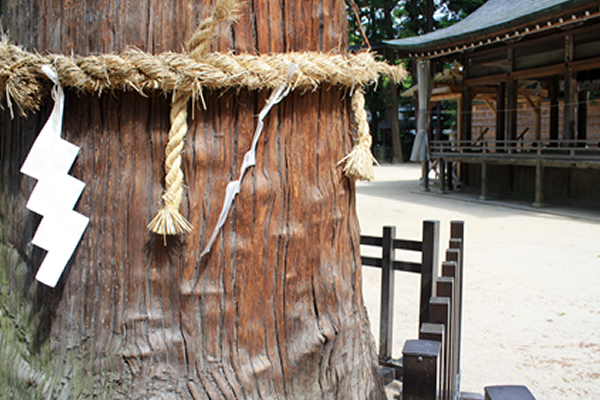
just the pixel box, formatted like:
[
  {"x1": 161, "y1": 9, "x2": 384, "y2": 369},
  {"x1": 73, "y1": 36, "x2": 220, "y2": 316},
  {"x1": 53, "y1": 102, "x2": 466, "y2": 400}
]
[
  {"x1": 535, "y1": 96, "x2": 542, "y2": 141},
  {"x1": 480, "y1": 162, "x2": 489, "y2": 200},
  {"x1": 506, "y1": 77, "x2": 518, "y2": 144},
  {"x1": 461, "y1": 86, "x2": 473, "y2": 143},
  {"x1": 379, "y1": 226, "x2": 396, "y2": 361},
  {"x1": 440, "y1": 159, "x2": 447, "y2": 193},
  {"x1": 421, "y1": 220, "x2": 440, "y2": 329},
  {"x1": 457, "y1": 96, "x2": 463, "y2": 142},
  {"x1": 446, "y1": 161, "x2": 453, "y2": 191},
  {"x1": 436, "y1": 102, "x2": 443, "y2": 141},
  {"x1": 429, "y1": 297, "x2": 451, "y2": 400},
  {"x1": 506, "y1": 47, "x2": 517, "y2": 146},
  {"x1": 387, "y1": 47, "x2": 403, "y2": 163},
  {"x1": 563, "y1": 69, "x2": 577, "y2": 143},
  {"x1": 449, "y1": 221, "x2": 465, "y2": 380},
  {"x1": 534, "y1": 161, "x2": 544, "y2": 208},
  {"x1": 496, "y1": 83, "x2": 506, "y2": 145},
  {"x1": 0, "y1": 2, "x2": 386, "y2": 399},
  {"x1": 423, "y1": 161, "x2": 431, "y2": 191},
  {"x1": 415, "y1": 60, "x2": 433, "y2": 191},
  {"x1": 459, "y1": 83, "x2": 472, "y2": 190},
  {"x1": 563, "y1": 35, "x2": 576, "y2": 144},
  {"x1": 549, "y1": 77, "x2": 560, "y2": 146},
  {"x1": 578, "y1": 90, "x2": 589, "y2": 144},
  {"x1": 402, "y1": 340, "x2": 441, "y2": 400}
]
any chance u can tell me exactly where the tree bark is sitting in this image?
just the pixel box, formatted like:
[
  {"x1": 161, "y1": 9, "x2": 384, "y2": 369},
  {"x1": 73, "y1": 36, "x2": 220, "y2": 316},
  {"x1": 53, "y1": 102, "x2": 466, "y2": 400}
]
[
  {"x1": 385, "y1": 48, "x2": 403, "y2": 164},
  {"x1": 0, "y1": 1, "x2": 385, "y2": 399}
]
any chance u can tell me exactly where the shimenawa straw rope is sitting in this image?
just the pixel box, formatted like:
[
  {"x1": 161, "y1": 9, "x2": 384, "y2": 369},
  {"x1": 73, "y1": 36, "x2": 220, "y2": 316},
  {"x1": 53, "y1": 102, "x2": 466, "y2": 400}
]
[{"x1": 0, "y1": 48, "x2": 406, "y2": 118}]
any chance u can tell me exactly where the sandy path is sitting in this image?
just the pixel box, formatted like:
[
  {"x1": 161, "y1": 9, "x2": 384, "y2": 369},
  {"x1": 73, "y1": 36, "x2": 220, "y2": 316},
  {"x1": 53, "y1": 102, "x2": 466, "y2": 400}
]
[{"x1": 357, "y1": 164, "x2": 600, "y2": 400}]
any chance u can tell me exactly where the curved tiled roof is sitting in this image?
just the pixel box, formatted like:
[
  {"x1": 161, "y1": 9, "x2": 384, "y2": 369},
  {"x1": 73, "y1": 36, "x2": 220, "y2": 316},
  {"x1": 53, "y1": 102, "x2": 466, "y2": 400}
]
[{"x1": 384, "y1": 0, "x2": 598, "y2": 54}]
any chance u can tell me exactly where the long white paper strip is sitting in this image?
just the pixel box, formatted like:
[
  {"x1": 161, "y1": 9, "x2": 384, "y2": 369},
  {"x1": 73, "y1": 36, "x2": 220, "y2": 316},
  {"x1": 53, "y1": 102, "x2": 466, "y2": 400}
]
[
  {"x1": 20, "y1": 65, "x2": 89, "y2": 287},
  {"x1": 201, "y1": 64, "x2": 299, "y2": 257}
]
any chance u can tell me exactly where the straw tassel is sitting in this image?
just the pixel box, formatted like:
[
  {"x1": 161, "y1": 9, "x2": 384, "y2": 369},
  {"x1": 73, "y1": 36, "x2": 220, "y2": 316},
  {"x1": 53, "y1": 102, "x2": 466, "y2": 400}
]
[
  {"x1": 147, "y1": 92, "x2": 194, "y2": 236},
  {"x1": 338, "y1": 89, "x2": 377, "y2": 181}
]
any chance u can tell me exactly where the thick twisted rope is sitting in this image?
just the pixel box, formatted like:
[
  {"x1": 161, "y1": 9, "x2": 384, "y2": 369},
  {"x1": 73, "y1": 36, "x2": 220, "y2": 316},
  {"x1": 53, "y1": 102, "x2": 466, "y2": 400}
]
[
  {"x1": 1, "y1": 44, "x2": 406, "y2": 117},
  {"x1": 146, "y1": 90, "x2": 194, "y2": 236},
  {"x1": 147, "y1": 0, "x2": 241, "y2": 237},
  {"x1": 187, "y1": 0, "x2": 240, "y2": 58},
  {"x1": 338, "y1": 89, "x2": 377, "y2": 181}
]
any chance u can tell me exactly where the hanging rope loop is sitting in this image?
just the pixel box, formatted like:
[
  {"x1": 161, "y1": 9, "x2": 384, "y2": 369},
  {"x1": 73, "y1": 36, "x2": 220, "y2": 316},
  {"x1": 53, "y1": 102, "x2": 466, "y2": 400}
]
[{"x1": 148, "y1": 0, "x2": 241, "y2": 238}]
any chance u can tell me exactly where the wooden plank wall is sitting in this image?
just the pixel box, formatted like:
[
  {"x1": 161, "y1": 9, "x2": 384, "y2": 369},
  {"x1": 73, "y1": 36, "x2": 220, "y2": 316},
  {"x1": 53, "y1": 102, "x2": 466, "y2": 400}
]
[{"x1": 471, "y1": 101, "x2": 600, "y2": 142}]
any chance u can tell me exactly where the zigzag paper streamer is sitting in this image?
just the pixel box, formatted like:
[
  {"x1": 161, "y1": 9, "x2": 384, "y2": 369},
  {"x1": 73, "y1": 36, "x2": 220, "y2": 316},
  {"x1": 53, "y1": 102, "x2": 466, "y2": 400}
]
[
  {"x1": 200, "y1": 64, "x2": 299, "y2": 257},
  {"x1": 20, "y1": 65, "x2": 89, "y2": 288}
]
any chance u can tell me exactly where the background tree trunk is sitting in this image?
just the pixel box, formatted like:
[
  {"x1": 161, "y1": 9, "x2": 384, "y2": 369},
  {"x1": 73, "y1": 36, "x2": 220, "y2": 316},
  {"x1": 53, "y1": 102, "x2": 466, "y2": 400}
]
[{"x1": 0, "y1": 1, "x2": 385, "y2": 399}]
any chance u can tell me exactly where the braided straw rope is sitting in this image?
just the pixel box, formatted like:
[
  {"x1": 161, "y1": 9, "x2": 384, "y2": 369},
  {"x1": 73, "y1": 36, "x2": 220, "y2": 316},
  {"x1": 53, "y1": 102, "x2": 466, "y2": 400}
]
[
  {"x1": 0, "y1": 46, "x2": 406, "y2": 117},
  {"x1": 146, "y1": 90, "x2": 194, "y2": 236},
  {"x1": 148, "y1": 0, "x2": 240, "y2": 237},
  {"x1": 187, "y1": 0, "x2": 241, "y2": 58},
  {"x1": 338, "y1": 89, "x2": 377, "y2": 181}
]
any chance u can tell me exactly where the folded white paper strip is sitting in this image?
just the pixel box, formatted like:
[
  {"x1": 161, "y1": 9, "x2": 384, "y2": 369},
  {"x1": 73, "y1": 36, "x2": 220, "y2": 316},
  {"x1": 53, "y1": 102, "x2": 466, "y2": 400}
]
[
  {"x1": 20, "y1": 65, "x2": 89, "y2": 287},
  {"x1": 201, "y1": 64, "x2": 299, "y2": 257}
]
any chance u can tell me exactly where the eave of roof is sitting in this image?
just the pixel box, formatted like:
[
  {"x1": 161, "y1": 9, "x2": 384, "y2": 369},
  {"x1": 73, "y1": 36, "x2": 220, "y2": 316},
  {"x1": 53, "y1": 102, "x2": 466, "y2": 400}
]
[{"x1": 384, "y1": 0, "x2": 599, "y2": 57}]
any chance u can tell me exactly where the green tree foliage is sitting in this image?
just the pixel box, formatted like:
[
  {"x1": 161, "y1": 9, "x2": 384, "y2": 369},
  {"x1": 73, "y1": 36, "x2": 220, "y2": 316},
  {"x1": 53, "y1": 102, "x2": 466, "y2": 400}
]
[
  {"x1": 347, "y1": 0, "x2": 485, "y2": 162},
  {"x1": 438, "y1": 0, "x2": 486, "y2": 26}
]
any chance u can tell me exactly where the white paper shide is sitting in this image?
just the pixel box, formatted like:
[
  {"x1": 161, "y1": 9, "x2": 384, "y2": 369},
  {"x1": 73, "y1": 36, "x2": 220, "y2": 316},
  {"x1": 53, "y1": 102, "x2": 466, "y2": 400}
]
[{"x1": 20, "y1": 65, "x2": 89, "y2": 288}]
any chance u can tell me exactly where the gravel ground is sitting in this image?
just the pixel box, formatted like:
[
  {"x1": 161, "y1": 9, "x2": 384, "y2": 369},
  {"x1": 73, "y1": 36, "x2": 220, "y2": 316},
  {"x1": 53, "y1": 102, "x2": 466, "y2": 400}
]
[{"x1": 357, "y1": 163, "x2": 600, "y2": 400}]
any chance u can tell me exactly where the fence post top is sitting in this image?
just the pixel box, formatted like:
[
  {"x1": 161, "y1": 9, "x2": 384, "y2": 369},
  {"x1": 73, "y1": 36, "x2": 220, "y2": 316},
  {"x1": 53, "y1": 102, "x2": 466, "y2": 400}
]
[{"x1": 403, "y1": 339, "x2": 441, "y2": 357}]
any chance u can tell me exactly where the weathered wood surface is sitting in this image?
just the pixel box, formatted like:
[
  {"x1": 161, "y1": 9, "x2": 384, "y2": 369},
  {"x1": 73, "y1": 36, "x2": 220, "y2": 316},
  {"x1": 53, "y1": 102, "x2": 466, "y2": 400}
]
[{"x1": 0, "y1": 1, "x2": 384, "y2": 399}]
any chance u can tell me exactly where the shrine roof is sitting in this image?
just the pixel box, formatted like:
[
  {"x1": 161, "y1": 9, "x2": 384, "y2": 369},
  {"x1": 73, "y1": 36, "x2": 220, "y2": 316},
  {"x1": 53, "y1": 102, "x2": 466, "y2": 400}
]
[{"x1": 384, "y1": 0, "x2": 599, "y2": 57}]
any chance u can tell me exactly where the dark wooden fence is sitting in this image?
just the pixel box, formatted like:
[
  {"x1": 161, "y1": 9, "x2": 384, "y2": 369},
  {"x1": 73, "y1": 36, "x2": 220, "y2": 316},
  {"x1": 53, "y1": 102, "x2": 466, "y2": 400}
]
[{"x1": 360, "y1": 221, "x2": 464, "y2": 400}]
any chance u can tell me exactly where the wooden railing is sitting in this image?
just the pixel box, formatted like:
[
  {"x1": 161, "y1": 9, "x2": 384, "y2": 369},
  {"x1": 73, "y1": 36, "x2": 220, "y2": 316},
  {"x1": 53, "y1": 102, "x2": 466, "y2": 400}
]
[
  {"x1": 361, "y1": 222, "x2": 541, "y2": 400},
  {"x1": 431, "y1": 139, "x2": 600, "y2": 157},
  {"x1": 361, "y1": 221, "x2": 465, "y2": 400},
  {"x1": 360, "y1": 221, "x2": 439, "y2": 381}
]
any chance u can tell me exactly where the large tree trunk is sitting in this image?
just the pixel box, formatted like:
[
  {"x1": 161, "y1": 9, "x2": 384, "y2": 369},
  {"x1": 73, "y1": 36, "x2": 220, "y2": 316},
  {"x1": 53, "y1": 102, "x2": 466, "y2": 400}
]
[{"x1": 0, "y1": 1, "x2": 385, "y2": 399}]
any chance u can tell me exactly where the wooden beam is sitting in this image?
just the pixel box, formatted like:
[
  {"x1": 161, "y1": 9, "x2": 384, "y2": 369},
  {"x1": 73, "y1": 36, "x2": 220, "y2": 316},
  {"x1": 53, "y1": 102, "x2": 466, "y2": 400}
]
[
  {"x1": 472, "y1": 87, "x2": 498, "y2": 95},
  {"x1": 518, "y1": 87, "x2": 548, "y2": 98},
  {"x1": 517, "y1": 127, "x2": 530, "y2": 141},
  {"x1": 524, "y1": 95, "x2": 536, "y2": 111},
  {"x1": 570, "y1": 56, "x2": 600, "y2": 72},
  {"x1": 431, "y1": 93, "x2": 462, "y2": 102},
  {"x1": 483, "y1": 99, "x2": 496, "y2": 116},
  {"x1": 523, "y1": 94, "x2": 543, "y2": 143},
  {"x1": 476, "y1": 127, "x2": 489, "y2": 141},
  {"x1": 511, "y1": 63, "x2": 565, "y2": 80},
  {"x1": 464, "y1": 56, "x2": 600, "y2": 88},
  {"x1": 465, "y1": 73, "x2": 507, "y2": 86}
]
